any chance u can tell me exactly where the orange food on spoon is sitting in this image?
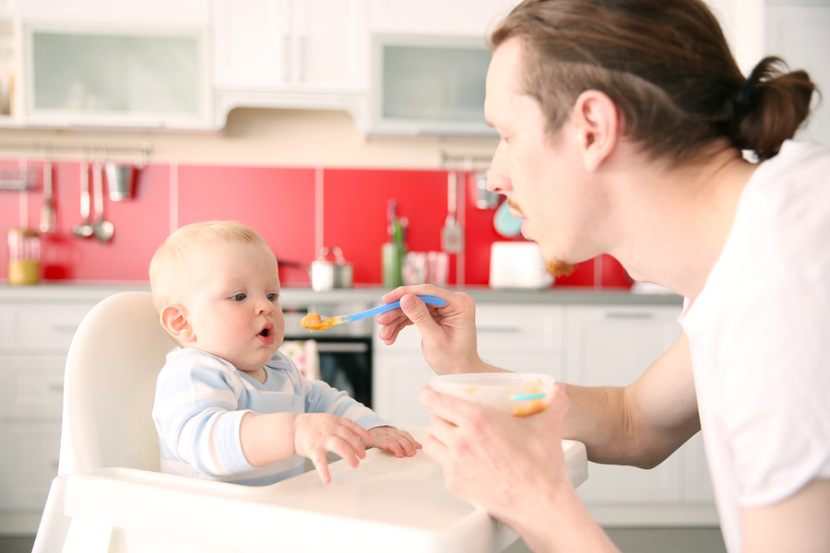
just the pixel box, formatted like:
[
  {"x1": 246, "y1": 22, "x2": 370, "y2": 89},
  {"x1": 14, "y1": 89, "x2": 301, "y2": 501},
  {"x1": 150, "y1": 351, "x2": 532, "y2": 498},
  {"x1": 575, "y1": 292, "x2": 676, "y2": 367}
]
[{"x1": 300, "y1": 312, "x2": 337, "y2": 331}]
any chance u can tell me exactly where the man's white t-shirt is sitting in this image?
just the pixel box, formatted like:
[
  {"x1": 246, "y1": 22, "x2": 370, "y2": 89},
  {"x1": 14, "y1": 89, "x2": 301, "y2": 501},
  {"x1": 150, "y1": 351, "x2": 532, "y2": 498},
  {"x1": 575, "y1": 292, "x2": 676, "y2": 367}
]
[{"x1": 679, "y1": 140, "x2": 830, "y2": 553}]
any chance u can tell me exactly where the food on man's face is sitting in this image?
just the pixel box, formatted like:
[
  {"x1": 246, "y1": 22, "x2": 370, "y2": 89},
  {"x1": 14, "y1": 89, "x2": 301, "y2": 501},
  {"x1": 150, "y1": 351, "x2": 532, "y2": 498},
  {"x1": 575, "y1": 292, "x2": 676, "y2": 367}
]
[{"x1": 300, "y1": 312, "x2": 336, "y2": 331}]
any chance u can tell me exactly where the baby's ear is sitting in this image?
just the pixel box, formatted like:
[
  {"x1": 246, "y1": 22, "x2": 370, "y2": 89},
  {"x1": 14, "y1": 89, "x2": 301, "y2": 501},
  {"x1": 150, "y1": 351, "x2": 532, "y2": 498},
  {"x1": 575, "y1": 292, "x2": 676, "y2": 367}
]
[{"x1": 159, "y1": 304, "x2": 194, "y2": 344}]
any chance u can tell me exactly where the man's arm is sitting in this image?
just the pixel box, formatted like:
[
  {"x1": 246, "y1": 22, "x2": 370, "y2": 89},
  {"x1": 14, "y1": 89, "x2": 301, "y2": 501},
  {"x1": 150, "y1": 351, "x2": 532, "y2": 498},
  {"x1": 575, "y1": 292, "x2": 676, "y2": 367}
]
[
  {"x1": 742, "y1": 478, "x2": 830, "y2": 553},
  {"x1": 563, "y1": 332, "x2": 701, "y2": 468}
]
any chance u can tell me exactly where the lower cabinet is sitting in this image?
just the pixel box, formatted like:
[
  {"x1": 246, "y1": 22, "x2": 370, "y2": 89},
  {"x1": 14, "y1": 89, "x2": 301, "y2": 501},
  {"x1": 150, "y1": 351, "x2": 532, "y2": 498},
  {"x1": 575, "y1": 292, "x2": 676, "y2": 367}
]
[
  {"x1": 0, "y1": 288, "x2": 142, "y2": 535},
  {"x1": 565, "y1": 305, "x2": 717, "y2": 525},
  {"x1": 373, "y1": 299, "x2": 718, "y2": 526}
]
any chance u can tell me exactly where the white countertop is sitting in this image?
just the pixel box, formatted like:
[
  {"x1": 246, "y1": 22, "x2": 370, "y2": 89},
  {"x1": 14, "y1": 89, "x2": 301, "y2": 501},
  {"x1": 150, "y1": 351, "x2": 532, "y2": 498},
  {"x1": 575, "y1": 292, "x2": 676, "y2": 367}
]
[{"x1": 0, "y1": 282, "x2": 682, "y2": 306}]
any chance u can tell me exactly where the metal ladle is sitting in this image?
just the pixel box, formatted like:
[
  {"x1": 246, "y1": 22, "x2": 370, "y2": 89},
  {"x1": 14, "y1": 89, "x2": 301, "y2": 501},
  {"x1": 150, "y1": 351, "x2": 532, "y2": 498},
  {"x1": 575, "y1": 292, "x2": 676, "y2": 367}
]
[
  {"x1": 72, "y1": 161, "x2": 95, "y2": 239},
  {"x1": 91, "y1": 160, "x2": 114, "y2": 242}
]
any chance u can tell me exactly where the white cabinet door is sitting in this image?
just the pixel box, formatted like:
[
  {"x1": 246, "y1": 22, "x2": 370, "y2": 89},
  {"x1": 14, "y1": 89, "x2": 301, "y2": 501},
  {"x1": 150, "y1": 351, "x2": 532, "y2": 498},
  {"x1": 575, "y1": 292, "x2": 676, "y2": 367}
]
[
  {"x1": 212, "y1": 0, "x2": 290, "y2": 89},
  {"x1": 566, "y1": 305, "x2": 688, "y2": 504},
  {"x1": 0, "y1": 421, "x2": 61, "y2": 510},
  {"x1": 370, "y1": 0, "x2": 518, "y2": 37},
  {"x1": 21, "y1": 22, "x2": 212, "y2": 129},
  {"x1": 213, "y1": 0, "x2": 369, "y2": 92},
  {"x1": 18, "y1": 0, "x2": 210, "y2": 27},
  {"x1": 295, "y1": 0, "x2": 369, "y2": 92}
]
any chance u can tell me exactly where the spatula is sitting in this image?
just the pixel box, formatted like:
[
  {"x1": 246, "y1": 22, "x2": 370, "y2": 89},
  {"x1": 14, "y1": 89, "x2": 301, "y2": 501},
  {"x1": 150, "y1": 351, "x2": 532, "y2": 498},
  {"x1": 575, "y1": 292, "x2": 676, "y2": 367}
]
[
  {"x1": 441, "y1": 171, "x2": 464, "y2": 253},
  {"x1": 301, "y1": 295, "x2": 447, "y2": 331}
]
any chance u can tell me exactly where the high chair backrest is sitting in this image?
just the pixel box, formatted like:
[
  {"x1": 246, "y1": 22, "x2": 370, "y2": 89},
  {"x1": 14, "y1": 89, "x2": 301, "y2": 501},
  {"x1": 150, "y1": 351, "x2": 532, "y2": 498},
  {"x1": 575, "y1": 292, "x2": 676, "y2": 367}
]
[{"x1": 58, "y1": 291, "x2": 176, "y2": 475}]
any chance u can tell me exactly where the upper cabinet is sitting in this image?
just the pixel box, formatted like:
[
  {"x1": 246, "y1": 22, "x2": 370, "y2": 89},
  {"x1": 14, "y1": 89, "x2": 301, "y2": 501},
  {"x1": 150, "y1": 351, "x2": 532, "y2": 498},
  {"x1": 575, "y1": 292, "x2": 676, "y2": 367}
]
[
  {"x1": 21, "y1": 23, "x2": 211, "y2": 130},
  {"x1": 1, "y1": 0, "x2": 517, "y2": 135},
  {"x1": 213, "y1": 0, "x2": 368, "y2": 92},
  {"x1": 369, "y1": 0, "x2": 517, "y2": 38},
  {"x1": 16, "y1": 0, "x2": 211, "y2": 26},
  {"x1": 212, "y1": 0, "x2": 370, "y2": 127},
  {"x1": 8, "y1": 0, "x2": 212, "y2": 130}
]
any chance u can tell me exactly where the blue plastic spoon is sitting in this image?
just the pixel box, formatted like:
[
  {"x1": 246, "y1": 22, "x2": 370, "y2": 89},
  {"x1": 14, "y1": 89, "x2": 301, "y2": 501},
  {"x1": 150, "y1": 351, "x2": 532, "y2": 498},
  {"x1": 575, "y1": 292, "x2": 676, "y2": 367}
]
[{"x1": 301, "y1": 295, "x2": 446, "y2": 331}]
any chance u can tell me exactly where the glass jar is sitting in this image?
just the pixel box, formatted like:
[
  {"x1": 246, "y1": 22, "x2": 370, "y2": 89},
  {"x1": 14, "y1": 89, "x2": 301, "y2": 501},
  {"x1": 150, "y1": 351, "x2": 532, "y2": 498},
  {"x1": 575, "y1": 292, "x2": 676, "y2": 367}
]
[{"x1": 7, "y1": 228, "x2": 41, "y2": 285}]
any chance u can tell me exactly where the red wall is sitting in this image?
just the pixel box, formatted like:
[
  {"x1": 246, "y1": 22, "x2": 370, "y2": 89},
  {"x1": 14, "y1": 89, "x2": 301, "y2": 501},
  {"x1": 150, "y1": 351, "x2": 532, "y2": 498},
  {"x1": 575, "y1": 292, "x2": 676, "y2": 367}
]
[{"x1": 0, "y1": 158, "x2": 632, "y2": 289}]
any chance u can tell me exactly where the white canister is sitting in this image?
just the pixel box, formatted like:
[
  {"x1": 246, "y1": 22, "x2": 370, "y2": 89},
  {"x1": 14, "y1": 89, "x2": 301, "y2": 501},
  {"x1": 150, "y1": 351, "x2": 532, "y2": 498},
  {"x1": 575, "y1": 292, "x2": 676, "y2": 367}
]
[{"x1": 489, "y1": 241, "x2": 554, "y2": 289}]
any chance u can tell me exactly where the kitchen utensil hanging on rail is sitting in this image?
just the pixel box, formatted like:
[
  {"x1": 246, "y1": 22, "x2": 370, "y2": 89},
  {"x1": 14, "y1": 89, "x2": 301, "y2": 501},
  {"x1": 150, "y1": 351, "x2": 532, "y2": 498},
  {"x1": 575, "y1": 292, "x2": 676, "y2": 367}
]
[
  {"x1": 441, "y1": 171, "x2": 464, "y2": 253},
  {"x1": 91, "y1": 159, "x2": 114, "y2": 242},
  {"x1": 38, "y1": 158, "x2": 57, "y2": 234},
  {"x1": 72, "y1": 161, "x2": 95, "y2": 239}
]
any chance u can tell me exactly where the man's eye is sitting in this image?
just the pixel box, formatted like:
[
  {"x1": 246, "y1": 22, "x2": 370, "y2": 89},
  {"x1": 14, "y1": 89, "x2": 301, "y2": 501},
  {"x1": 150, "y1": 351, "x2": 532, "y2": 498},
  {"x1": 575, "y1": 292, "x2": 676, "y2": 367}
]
[{"x1": 231, "y1": 293, "x2": 246, "y2": 301}]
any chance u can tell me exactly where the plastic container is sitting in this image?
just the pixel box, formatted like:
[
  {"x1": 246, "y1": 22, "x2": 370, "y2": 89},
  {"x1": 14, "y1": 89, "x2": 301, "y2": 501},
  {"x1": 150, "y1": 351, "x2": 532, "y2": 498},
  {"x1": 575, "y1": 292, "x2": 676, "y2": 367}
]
[
  {"x1": 7, "y1": 228, "x2": 41, "y2": 285},
  {"x1": 430, "y1": 372, "x2": 556, "y2": 417}
]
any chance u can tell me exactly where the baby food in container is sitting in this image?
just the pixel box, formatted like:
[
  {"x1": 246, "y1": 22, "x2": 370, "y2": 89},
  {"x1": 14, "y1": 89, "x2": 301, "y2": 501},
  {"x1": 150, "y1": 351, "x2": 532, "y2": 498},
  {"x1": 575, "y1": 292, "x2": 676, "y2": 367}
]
[{"x1": 7, "y1": 228, "x2": 40, "y2": 285}]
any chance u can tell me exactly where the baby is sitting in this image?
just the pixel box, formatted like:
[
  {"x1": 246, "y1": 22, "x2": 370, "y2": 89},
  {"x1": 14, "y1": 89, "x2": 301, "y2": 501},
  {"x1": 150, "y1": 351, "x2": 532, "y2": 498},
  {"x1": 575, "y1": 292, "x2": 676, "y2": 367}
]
[{"x1": 150, "y1": 221, "x2": 419, "y2": 485}]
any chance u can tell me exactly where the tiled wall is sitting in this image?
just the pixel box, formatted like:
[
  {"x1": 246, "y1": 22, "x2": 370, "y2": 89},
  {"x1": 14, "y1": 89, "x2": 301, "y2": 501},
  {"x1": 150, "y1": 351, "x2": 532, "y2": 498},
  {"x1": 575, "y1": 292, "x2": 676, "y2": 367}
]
[{"x1": 0, "y1": 158, "x2": 632, "y2": 289}]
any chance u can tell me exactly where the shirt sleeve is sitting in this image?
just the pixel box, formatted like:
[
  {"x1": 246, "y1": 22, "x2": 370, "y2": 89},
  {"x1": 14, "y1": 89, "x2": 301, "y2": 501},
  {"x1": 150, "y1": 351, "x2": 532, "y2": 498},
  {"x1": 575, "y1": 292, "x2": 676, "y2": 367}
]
[
  {"x1": 152, "y1": 349, "x2": 257, "y2": 477},
  {"x1": 718, "y1": 270, "x2": 830, "y2": 507}
]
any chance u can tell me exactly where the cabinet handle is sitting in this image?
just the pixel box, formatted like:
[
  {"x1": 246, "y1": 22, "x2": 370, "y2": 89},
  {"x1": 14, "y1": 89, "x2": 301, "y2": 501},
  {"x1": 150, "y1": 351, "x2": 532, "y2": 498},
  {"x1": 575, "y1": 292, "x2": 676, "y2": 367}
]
[
  {"x1": 298, "y1": 36, "x2": 307, "y2": 83},
  {"x1": 604, "y1": 312, "x2": 654, "y2": 320},
  {"x1": 315, "y1": 342, "x2": 369, "y2": 354},
  {"x1": 51, "y1": 324, "x2": 79, "y2": 334},
  {"x1": 282, "y1": 35, "x2": 292, "y2": 82},
  {"x1": 49, "y1": 384, "x2": 64, "y2": 393},
  {"x1": 478, "y1": 326, "x2": 522, "y2": 334}
]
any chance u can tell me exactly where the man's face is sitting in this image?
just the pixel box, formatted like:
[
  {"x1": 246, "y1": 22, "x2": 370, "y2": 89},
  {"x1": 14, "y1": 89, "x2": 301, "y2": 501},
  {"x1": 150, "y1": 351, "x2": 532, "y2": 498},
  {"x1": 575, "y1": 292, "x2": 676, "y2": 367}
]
[{"x1": 483, "y1": 37, "x2": 600, "y2": 277}]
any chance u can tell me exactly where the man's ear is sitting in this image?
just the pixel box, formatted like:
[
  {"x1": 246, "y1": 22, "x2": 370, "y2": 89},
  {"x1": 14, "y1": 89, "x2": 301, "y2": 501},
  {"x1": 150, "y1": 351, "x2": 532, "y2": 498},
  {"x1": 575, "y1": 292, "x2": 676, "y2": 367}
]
[
  {"x1": 572, "y1": 89, "x2": 620, "y2": 172},
  {"x1": 159, "y1": 304, "x2": 194, "y2": 344}
]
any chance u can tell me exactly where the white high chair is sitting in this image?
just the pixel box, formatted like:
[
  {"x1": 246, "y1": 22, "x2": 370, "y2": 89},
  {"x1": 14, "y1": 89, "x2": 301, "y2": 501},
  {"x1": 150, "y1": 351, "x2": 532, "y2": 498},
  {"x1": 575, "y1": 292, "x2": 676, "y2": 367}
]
[{"x1": 33, "y1": 291, "x2": 589, "y2": 553}]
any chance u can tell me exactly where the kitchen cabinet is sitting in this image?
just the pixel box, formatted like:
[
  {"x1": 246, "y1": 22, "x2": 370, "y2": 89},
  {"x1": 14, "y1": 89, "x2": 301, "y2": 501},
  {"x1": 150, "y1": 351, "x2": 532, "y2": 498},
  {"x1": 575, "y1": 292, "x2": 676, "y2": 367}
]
[
  {"x1": 368, "y1": 34, "x2": 494, "y2": 136},
  {"x1": 0, "y1": 286, "x2": 145, "y2": 535},
  {"x1": 565, "y1": 304, "x2": 716, "y2": 525},
  {"x1": 212, "y1": 0, "x2": 370, "y2": 127},
  {"x1": 370, "y1": 0, "x2": 519, "y2": 38},
  {"x1": 16, "y1": 0, "x2": 210, "y2": 27},
  {"x1": 0, "y1": 8, "x2": 18, "y2": 123},
  {"x1": 0, "y1": 0, "x2": 212, "y2": 129},
  {"x1": 373, "y1": 304, "x2": 566, "y2": 427},
  {"x1": 20, "y1": 22, "x2": 212, "y2": 130}
]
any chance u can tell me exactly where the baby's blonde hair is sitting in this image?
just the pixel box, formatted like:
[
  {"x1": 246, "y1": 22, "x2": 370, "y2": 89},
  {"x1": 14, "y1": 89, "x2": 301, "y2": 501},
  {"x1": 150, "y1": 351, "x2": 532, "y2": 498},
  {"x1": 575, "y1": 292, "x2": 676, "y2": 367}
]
[{"x1": 149, "y1": 221, "x2": 272, "y2": 313}]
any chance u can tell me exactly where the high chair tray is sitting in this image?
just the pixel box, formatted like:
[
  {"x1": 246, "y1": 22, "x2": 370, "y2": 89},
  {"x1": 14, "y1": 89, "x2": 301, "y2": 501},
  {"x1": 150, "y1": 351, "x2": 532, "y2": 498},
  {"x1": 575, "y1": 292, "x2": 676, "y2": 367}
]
[{"x1": 60, "y1": 427, "x2": 587, "y2": 553}]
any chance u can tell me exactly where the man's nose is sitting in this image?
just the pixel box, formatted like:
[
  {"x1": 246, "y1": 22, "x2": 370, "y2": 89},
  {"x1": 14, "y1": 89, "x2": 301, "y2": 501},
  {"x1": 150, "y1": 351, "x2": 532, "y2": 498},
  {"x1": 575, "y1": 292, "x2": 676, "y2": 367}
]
[{"x1": 486, "y1": 141, "x2": 509, "y2": 194}]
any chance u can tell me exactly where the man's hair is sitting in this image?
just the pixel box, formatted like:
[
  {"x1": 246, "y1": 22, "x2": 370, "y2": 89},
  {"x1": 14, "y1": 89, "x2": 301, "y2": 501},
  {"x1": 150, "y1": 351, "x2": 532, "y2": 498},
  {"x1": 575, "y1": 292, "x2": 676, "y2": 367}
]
[{"x1": 491, "y1": 0, "x2": 816, "y2": 163}]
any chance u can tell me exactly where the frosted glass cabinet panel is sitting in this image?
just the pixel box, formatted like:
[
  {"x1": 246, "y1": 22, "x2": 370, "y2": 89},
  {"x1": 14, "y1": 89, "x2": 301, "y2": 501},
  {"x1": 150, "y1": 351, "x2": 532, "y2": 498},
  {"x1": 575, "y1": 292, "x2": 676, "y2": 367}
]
[
  {"x1": 23, "y1": 25, "x2": 211, "y2": 129},
  {"x1": 370, "y1": 35, "x2": 495, "y2": 135}
]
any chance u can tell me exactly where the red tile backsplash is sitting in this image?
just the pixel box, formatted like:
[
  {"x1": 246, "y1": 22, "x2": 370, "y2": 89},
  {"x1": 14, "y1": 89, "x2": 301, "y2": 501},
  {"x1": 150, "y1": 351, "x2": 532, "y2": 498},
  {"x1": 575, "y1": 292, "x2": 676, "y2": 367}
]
[{"x1": 0, "y1": 158, "x2": 632, "y2": 289}]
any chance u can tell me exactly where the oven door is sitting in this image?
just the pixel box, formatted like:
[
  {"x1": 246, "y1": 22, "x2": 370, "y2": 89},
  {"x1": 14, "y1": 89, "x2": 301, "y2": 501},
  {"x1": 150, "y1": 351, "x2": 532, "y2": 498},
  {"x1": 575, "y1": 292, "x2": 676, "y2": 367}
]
[{"x1": 283, "y1": 303, "x2": 374, "y2": 409}]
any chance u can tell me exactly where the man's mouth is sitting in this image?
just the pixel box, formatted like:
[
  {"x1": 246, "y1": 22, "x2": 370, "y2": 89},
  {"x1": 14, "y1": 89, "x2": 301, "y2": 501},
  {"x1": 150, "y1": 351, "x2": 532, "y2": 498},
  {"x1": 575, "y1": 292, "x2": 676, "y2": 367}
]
[{"x1": 506, "y1": 198, "x2": 525, "y2": 219}]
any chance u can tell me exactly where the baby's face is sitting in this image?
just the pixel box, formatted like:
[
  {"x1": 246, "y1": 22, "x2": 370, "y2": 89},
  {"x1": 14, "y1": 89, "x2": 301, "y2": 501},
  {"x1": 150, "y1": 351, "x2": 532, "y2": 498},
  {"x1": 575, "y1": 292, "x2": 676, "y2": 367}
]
[{"x1": 181, "y1": 241, "x2": 284, "y2": 373}]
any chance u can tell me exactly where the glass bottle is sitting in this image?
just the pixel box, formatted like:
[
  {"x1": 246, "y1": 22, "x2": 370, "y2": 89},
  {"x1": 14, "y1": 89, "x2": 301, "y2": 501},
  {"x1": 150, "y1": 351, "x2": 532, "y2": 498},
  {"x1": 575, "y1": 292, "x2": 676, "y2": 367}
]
[{"x1": 7, "y1": 228, "x2": 41, "y2": 285}]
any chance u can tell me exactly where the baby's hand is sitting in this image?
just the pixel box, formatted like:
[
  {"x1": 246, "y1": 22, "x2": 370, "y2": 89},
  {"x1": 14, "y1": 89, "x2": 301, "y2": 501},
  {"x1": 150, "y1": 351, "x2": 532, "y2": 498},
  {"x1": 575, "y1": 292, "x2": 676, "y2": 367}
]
[
  {"x1": 365, "y1": 426, "x2": 421, "y2": 458},
  {"x1": 294, "y1": 413, "x2": 372, "y2": 484}
]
